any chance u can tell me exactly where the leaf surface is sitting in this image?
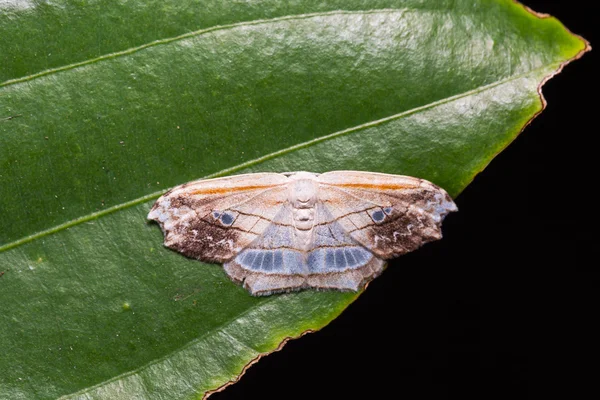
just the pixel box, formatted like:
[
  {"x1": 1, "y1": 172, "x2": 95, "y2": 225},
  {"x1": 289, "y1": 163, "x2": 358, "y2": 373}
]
[{"x1": 0, "y1": 1, "x2": 587, "y2": 399}]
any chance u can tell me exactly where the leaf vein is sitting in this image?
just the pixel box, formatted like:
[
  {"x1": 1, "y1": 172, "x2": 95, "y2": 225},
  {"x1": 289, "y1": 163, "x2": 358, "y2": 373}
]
[
  {"x1": 0, "y1": 63, "x2": 558, "y2": 254},
  {"x1": 1, "y1": 9, "x2": 406, "y2": 88}
]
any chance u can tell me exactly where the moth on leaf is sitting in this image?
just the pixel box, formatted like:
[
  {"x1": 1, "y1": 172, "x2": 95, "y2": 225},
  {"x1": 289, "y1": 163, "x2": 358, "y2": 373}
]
[{"x1": 148, "y1": 171, "x2": 457, "y2": 295}]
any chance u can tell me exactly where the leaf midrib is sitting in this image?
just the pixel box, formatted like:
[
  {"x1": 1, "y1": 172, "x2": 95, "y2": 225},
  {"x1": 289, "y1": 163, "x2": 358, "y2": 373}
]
[{"x1": 0, "y1": 63, "x2": 558, "y2": 254}]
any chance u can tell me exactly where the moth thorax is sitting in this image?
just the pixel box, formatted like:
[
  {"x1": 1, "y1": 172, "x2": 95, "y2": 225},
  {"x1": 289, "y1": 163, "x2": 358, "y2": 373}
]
[{"x1": 290, "y1": 179, "x2": 317, "y2": 231}]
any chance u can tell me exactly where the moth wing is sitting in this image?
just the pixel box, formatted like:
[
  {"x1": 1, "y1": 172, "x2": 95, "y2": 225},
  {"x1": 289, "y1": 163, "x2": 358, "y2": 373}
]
[
  {"x1": 223, "y1": 203, "x2": 307, "y2": 294},
  {"x1": 317, "y1": 171, "x2": 457, "y2": 259},
  {"x1": 148, "y1": 173, "x2": 290, "y2": 262},
  {"x1": 304, "y1": 203, "x2": 387, "y2": 292},
  {"x1": 225, "y1": 202, "x2": 386, "y2": 296}
]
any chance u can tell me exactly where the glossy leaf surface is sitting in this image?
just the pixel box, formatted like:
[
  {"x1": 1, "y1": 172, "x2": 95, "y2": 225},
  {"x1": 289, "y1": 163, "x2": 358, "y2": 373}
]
[{"x1": 0, "y1": 1, "x2": 587, "y2": 399}]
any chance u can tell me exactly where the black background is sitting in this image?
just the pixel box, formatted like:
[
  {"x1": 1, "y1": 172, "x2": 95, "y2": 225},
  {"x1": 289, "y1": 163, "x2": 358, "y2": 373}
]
[{"x1": 214, "y1": 1, "x2": 595, "y2": 399}]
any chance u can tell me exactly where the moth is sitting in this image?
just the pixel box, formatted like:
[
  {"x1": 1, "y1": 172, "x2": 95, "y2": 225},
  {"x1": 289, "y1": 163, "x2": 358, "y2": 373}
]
[{"x1": 148, "y1": 171, "x2": 457, "y2": 295}]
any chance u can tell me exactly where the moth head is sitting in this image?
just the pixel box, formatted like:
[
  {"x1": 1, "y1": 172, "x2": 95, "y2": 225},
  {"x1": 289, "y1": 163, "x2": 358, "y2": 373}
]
[{"x1": 289, "y1": 178, "x2": 318, "y2": 209}]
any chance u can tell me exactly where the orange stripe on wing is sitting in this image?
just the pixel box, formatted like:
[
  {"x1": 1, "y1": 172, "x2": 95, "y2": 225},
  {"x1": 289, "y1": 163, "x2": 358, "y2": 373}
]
[
  {"x1": 189, "y1": 184, "x2": 280, "y2": 195},
  {"x1": 325, "y1": 182, "x2": 419, "y2": 191}
]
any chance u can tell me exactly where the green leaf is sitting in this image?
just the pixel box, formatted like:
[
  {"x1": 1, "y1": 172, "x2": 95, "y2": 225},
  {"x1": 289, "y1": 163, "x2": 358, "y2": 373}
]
[{"x1": 0, "y1": 1, "x2": 588, "y2": 399}]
